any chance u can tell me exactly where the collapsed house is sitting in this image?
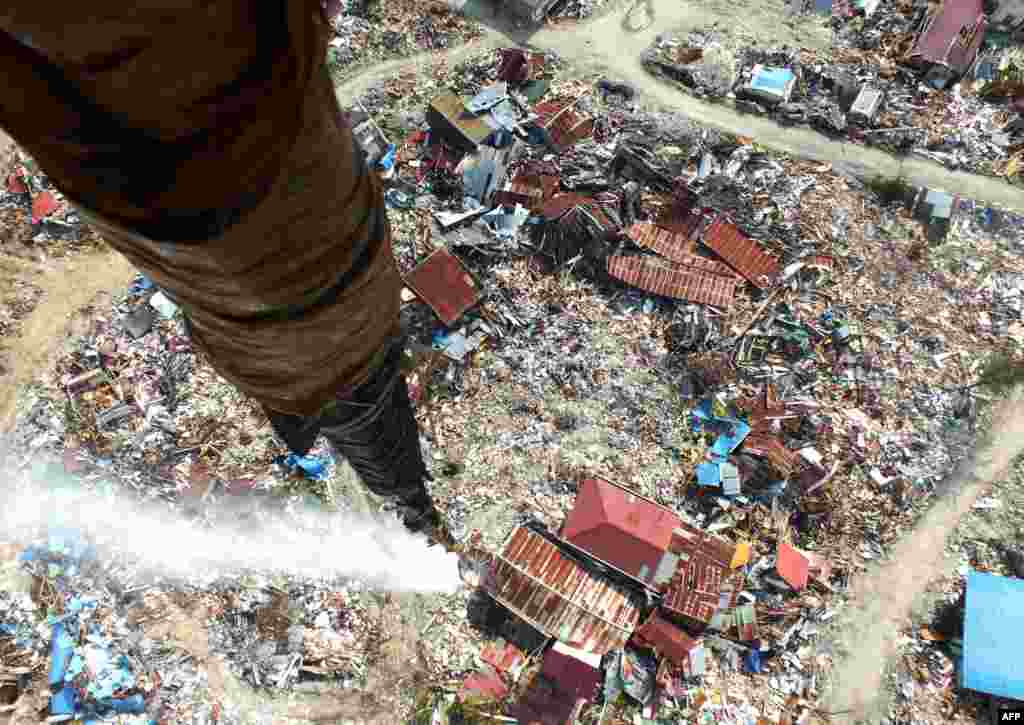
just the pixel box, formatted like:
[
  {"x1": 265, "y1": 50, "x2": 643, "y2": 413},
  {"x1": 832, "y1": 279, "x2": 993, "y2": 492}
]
[{"x1": 907, "y1": 0, "x2": 988, "y2": 89}]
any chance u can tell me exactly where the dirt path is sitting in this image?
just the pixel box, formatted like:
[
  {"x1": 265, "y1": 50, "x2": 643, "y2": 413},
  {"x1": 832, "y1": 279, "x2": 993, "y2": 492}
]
[
  {"x1": 0, "y1": 250, "x2": 134, "y2": 434},
  {"x1": 433, "y1": 0, "x2": 1024, "y2": 214}
]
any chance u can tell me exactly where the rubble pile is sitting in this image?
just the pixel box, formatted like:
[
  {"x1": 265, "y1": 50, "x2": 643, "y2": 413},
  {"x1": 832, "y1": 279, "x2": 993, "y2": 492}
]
[
  {"x1": 4, "y1": 44, "x2": 1024, "y2": 725},
  {"x1": 642, "y1": 0, "x2": 1024, "y2": 184},
  {"x1": 324, "y1": 0, "x2": 484, "y2": 76}
]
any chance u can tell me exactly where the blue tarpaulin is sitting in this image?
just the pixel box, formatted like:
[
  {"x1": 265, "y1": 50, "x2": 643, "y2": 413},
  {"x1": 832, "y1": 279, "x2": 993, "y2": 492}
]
[
  {"x1": 963, "y1": 569, "x2": 1024, "y2": 700},
  {"x1": 751, "y1": 67, "x2": 795, "y2": 96},
  {"x1": 710, "y1": 421, "x2": 751, "y2": 458},
  {"x1": 696, "y1": 462, "x2": 721, "y2": 487},
  {"x1": 273, "y1": 454, "x2": 329, "y2": 481}
]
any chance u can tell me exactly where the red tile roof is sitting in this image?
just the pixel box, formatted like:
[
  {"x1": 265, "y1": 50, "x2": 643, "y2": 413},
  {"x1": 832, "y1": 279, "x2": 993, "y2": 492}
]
[
  {"x1": 560, "y1": 479, "x2": 682, "y2": 587},
  {"x1": 606, "y1": 256, "x2": 738, "y2": 308},
  {"x1": 701, "y1": 217, "x2": 779, "y2": 288}
]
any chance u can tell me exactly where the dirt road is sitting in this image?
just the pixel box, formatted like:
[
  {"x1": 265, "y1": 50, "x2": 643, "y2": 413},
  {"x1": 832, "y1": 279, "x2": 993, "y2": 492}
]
[{"x1": 429, "y1": 0, "x2": 1024, "y2": 215}]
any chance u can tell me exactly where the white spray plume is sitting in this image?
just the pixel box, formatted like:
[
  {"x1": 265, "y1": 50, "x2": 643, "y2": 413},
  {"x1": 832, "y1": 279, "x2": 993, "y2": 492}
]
[{"x1": 2, "y1": 478, "x2": 463, "y2": 595}]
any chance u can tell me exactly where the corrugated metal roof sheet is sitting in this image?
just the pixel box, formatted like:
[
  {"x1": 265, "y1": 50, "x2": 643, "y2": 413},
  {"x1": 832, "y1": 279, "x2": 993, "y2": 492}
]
[
  {"x1": 535, "y1": 101, "x2": 594, "y2": 152},
  {"x1": 911, "y1": 0, "x2": 986, "y2": 70},
  {"x1": 701, "y1": 217, "x2": 779, "y2": 288},
  {"x1": 667, "y1": 523, "x2": 735, "y2": 570},
  {"x1": 404, "y1": 248, "x2": 481, "y2": 326},
  {"x1": 661, "y1": 554, "x2": 725, "y2": 626},
  {"x1": 627, "y1": 222, "x2": 738, "y2": 278},
  {"x1": 633, "y1": 611, "x2": 700, "y2": 668},
  {"x1": 607, "y1": 256, "x2": 737, "y2": 308},
  {"x1": 486, "y1": 526, "x2": 640, "y2": 655}
]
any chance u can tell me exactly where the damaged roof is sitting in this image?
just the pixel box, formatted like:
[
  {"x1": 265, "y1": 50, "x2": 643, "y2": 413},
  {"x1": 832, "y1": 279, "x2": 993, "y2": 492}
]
[
  {"x1": 534, "y1": 101, "x2": 595, "y2": 152},
  {"x1": 606, "y1": 256, "x2": 738, "y2": 308},
  {"x1": 701, "y1": 217, "x2": 779, "y2": 289},
  {"x1": 632, "y1": 610, "x2": 700, "y2": 668},
  {"x1": 910, "y1": 0, "x2": 986, "y2": 73},
  {"x1": 559, "y1": 478, "x2": 683, "y2": 589},
  {"x1": 486, "y1": 526, "x2": 641, "y2": 655},
  {"x1": 661, "y1": 552, "x2": 727, "y2": 626},
  {"x1": 510, "y1": 644, "x2": 601, "y2": 725}
]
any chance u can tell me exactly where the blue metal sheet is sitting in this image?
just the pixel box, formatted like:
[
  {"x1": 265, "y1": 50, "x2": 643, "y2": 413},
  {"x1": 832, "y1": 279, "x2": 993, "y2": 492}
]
[
  {"x1": 751, "y1": 67, "x2": 794, "y2": 95},
  {"x1": 963, "y1": 570, "x2": 1024, "y2": 699},
  {"x1": 711, "y1": 421, "x2": 751, "y2": 458},
  {"x1": 696, "y1": 462, "x2": 721, "y2": 487}
]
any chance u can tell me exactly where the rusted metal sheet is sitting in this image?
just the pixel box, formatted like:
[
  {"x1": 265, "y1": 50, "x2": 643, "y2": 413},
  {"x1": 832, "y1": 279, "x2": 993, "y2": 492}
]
[
  {"x1": 626, "y1": 223, "x2": 737, "y2": 279},
  {"x1": 541, "y1": 193, "x2": 586, "y2": 220},
  {"x1": 655, "y1": 203, "x2": 702, "y2": 238},
  {"x1": 701, "y1": 217, "x2": 779, "y2": 289},
  {"x1": 404, "y1": 248, "x2": 480, "y2": 326},
  {"x1": 486, "y1": 527, "x2": 640, "y2": 656},
  {"x1": 742, "y1": 433, "x2": 799, "y2": 477},
  {"x1": 541, "y1": 194, "x2": 614, "y2": 233},
  {"x1": 661, "y1": 554, "x2": 725, "y2": 626},
  {"x1": 632, "y1": 611, "x2": 700, "y2": 668},
  {"x1": 667, "y1": 523, "x2": 735, "y2": 570},
  {"x1": 606, "y1": 256, "x2": 737, "y2": 308},
  {"x1": 535, "y1": 101, "x2": 594, "y2": 152}
]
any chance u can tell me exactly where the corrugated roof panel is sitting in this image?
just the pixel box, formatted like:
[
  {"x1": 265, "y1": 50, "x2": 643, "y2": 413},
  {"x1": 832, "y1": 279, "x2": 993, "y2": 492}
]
[
  {"x1": 606, "y1": 256, "x2": 737, "y2": 308},
  {"x1": 701, "y1": 217, "x2": 779, "y2": 288},
  {"x1": 661, "y1": 554, "x2": 727, "y2": 625},
  {"x1": 487, "y1": 527, "x2": 640, "y2": 655},
  {"x1": 535, "y1": 101, "x2": 594, "y2": 151}
]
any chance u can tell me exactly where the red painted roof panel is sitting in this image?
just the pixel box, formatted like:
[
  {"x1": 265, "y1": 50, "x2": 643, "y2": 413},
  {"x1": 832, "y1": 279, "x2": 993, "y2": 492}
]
[
  {"x1": 404, "y1": 248, "x2": 480, "y2": 325},
  {"x1": 701, "y1": 217, "x2": 779, "y2": 288},
  {"x1": 633, "y1": 611, "x2": 700, "y2": 668},
  {"x1": 911, "y1": 0, "x2": 986, "y2": 70},
  {"x1": 777, "y1": 542, "x2": 810, "y2": 590},
  {"x1": 607, "y1": 256, "x2": 738, "y2": 308},
  {"x1": 560, "y1": 478, "x2": 682, "y2": 587}
]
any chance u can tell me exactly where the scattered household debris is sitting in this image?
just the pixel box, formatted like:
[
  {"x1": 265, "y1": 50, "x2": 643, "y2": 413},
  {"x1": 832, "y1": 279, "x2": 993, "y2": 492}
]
[
  {"x1": 3, "y1": 41, "x2": 1023, "y2": 725},
  {"x1": 642, "y1": 3, "x2": 1024, "y2": 184}
]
